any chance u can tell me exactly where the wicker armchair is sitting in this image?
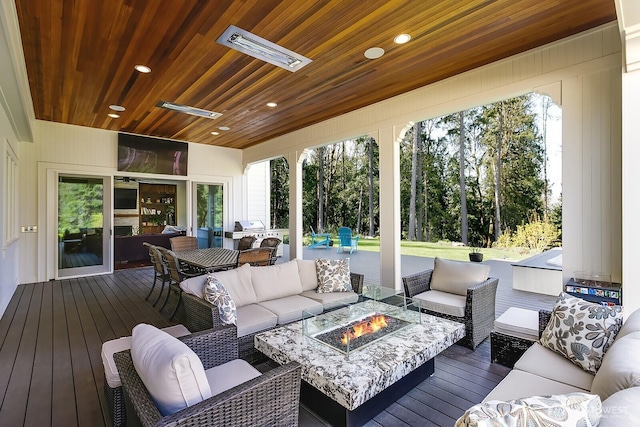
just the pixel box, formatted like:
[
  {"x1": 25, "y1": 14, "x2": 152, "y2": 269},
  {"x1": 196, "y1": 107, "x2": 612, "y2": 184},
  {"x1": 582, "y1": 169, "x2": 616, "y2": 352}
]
[
  {"x1": 113, "y1": 326, "x2": 302, "y2": 427},
  {"x1": 402, "y1": 269, "x2": 498, "y2": 349},
  {"x1": 237, "y1": 247, "x2": 274, "y2": 267},
  {"x1": 182, "y1": 272, "x2": 364, "y2": 362}
]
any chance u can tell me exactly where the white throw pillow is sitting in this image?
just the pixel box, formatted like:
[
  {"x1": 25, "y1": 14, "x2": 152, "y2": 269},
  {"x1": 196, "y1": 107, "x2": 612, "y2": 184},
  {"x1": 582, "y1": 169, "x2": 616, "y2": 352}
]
[
  {"x1": 130, "y1": 324, "x2": 212, "y2": 416},
  {"x1": 430, "y1": 257, "x2": 490, "y2": 296},
  {"x1": 539, "y1": 293, "x2": 623, "y2": 374},
  {"x1": 590, "y1": 331, "x2": 640, "y2": 401},
  {"x1": 455, "y1": 392, "x2": 601, "y2": 427},
  {"x1": 315, "y1": 258, "x2": 352, "y2": 293},
  {"x1": 203, "y1": 274, "x2": 237, "y2": 325}
]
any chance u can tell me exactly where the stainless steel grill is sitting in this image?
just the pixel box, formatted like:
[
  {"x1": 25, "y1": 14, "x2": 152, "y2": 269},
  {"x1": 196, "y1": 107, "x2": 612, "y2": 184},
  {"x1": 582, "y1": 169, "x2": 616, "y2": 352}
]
[{"x1": 224, "y1": 220, "x2": 288, "y2": 257}]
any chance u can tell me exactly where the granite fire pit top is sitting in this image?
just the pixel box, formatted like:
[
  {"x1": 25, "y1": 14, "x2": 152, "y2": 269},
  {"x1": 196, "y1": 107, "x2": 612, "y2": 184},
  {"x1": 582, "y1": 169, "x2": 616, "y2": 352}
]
[{"x1": 254, "y1": 300, "x2": 465, "y2": 410}]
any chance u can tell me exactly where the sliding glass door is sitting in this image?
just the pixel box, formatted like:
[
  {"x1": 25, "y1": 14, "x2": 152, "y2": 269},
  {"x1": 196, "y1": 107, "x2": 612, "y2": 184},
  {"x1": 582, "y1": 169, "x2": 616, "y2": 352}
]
[
  {"x1": 194, "y1": 183, "x2": 224, "y2": 248},
  {"x1": 57, "y1": 174, "x2": 111, "y2": 277}
]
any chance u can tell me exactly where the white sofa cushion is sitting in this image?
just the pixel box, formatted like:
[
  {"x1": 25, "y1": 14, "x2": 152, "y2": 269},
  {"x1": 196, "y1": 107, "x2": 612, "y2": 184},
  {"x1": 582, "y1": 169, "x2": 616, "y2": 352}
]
[
  {"x1": 540, "y1": 293, "x2": 623, "y2": 374},
  {"x1": 599, "y1": 387, "x2": 640, "y2": 426},
  {"x1": 130, "y1": 324, "x2": 211, "y2": 416},
  {"x1": 590, "y1": 331, "x2": 640, "y2": 401},
  {"x1": 180, "y1": 264, "x2": 256, "y2": 307},
  {"x1": 412, "y1": 290, "x2": 466, "y2": 317},
  {"x1": 205, "y1": 359, "x2": 262, "y2": 396},
  {"x1": 430, "y1": 257, "x2": 490, "y2": 296},
  {"x1": 236, "y1": 304, "x2": 278, "y2": 337},
  {"x1": 251, "y1": 260, "x2": 303, "y2": 302},
  {"x1": 483, "y1": 370, "x2": 585, "y2": 403},
  {"x1": 296, "y1": 259, "x2": 319, "y2": 291},
  {"x1": 514, "y1": 343, "x2": 594, "y2": 391},
  {"x1": 301, "y1": 289, "x2": 359, "y2": 309},
  {"x1": 258, "y1": 295, "x2": 323, "y2": 324},
  {"x1": 458, "y1": 392, "x2": 601, "y2": 427},
  {"x1": 616, "y1": 307, "x2": 640, "y2": 340},
  {"x1": 102, "y1": 324, "x2": 190, "y2": 389},
  {"x1": 493, "y1": 307, "x2": 538, "y2": 341}
]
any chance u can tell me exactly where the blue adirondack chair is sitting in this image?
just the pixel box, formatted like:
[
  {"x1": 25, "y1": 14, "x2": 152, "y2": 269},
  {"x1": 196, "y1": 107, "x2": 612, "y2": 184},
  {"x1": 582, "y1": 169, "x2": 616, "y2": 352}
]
[
  {"x1": 337, "y1": 227, "x2": 359, "y2": 254},
  {"x1": 309, "y1": 226, "x2": 331, "y2": 249}
]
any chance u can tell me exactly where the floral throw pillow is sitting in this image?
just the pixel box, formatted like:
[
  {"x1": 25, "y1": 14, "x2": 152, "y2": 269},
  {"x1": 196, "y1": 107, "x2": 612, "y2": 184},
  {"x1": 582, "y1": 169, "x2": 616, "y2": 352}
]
[
  {"x1": 455, "y1": 392, "x2": 601, "y2": 427},
  {"x1": 315, "y1": 258, "x2": 352, "y2": 293},
  {"x1": 539, "y1": 292, "x2": 623, "y2": 374},
  {"x1": 203, "y1": 274, "x2": 237, "y2": 325}
]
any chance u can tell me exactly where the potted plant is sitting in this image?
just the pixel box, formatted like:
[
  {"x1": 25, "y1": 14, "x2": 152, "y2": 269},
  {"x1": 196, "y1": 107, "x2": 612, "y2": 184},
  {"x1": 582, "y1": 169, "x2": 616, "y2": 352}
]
[{"x1": 469, "y1": 246, "x2": 483, "y2": 262}]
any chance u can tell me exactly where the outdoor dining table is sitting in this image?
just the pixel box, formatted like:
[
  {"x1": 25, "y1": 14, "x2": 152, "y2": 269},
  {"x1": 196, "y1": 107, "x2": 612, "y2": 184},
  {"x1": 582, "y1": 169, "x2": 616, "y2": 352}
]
[{"x1": 174, "y1": 247, "x2": 239, "y2": 272}]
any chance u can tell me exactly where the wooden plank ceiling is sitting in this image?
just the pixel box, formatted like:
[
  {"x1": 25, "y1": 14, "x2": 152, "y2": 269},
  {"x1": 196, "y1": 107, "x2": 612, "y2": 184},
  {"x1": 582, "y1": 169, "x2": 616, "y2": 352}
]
[{"x1": 15, "y1": 0, "x2": 616, "y2": 150}]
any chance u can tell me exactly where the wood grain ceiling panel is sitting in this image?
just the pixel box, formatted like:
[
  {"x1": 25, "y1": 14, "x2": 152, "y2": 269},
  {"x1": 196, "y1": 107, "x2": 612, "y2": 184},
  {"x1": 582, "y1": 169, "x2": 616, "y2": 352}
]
[{"x1": 15, "y1": 0, "x2": 616, "y2": 149}]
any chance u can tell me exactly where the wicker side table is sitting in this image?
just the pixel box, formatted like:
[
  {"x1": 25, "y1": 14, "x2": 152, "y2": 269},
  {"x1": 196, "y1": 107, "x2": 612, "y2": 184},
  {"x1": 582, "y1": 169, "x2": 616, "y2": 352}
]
[{"x1": 490, "y1": 307, "x2": 539, "y2": 368}]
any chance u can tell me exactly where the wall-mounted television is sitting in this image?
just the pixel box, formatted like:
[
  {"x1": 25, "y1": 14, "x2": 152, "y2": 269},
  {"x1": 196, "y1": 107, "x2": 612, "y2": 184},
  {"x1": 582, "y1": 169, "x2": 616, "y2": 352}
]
[
  {"x1": 114, "y1": 187, "x2": 138, "y2": 210},
  {"x1": 118, "y1": 133, "x2": 188, "y2": 176}
]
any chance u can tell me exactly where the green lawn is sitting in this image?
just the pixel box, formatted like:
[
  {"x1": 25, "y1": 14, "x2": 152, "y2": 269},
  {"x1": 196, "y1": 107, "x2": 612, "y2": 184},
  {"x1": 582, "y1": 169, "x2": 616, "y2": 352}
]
[{"x1": 337, "y1": 237, "x2": 535, "y2": 262}]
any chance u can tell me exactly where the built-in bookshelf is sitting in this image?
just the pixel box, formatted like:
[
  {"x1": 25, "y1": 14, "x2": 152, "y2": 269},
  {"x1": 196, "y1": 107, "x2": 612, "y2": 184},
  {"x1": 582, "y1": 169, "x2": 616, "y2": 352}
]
[{"x1": 138, "y1": 183, "x2": 177, "y2": 234}]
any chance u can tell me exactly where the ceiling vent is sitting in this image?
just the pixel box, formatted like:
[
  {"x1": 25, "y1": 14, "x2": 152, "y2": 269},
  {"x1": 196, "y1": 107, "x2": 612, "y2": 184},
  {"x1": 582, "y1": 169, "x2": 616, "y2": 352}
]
[
  {"x1": 217, "y1": 25, "x2": 311, "y2": 72},
  {"x1": 157, "y1": 101, "x2": 222, "y2": 119}
]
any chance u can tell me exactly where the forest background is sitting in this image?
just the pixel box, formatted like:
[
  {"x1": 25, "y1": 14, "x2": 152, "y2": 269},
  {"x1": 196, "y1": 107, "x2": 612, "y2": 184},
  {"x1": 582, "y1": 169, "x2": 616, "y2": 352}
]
[{"x1": 270, "y1": 93, "x2": 562, "y2": 257}]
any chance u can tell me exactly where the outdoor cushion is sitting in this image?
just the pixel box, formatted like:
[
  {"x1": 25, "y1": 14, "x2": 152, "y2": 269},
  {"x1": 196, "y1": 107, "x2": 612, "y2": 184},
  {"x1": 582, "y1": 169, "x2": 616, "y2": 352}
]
[
  {"x1": 296, "y1": 259, "x2": 319, "y2": 291},
  {"x1": 616, "y1": 307, "x2": 640, "y2": 340},
  {"x1": 590, "y1": 331, "x2": 640, "y2": 401},
  {"x1": 412, "y1": 290, "x2": 466, "y2": 317},
  {"x1": 458, "y1": 392, "x2": 601, "y2": 427},
  {"x1": 483, "y1": 370, "x2": 585, "y2": 403},
  {"x1": 204, "y1": 359, "x2": 262, "y2": 396},
  {"x1": 514, "y1": 343, "x2": 594, "y2": 391},
  {"x1": 251, "y1": 260, "x2": 303, "y2": 302},
  {"x1": 257, "y1": 295, "x2": 323, "y2": 324},
  {"x1": 301, "y1": 289, "x2": 359, "y2": 309},
  {"x1": 493, "y1": 307, "x2": 538, "y2": 341},
  {"x1": 599, "y1": 387, "x2": 640, "y2": 426},
  {"x1": 130, "y1": 324, "x2": 211, "y2": 416},
  {"x1": 235, "y1": 304, "x2": 278, "y2": 337},
  {"x1": 180, "y1": 264, "x2": 256, "y2": 307},
  {"x1": 315, "y1": 258, "x2": 352, "y2": 293},
  {"x1": 102, "y1": 324, "x2": 190, "y2": 388},
  {"x1": 430, "y1": 257, "x2": 490, "y2": 296},
  {"x1": 203, "y1": 275, "x2": 237, "y2": 325},
  {"x1": 539, "y1": 293, "x2": 623, "y2": 374}
]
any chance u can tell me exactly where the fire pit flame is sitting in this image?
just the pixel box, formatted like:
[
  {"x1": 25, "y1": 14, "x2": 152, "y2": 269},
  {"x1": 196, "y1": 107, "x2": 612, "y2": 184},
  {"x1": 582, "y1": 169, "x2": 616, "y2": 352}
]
[{"x1": 340, "y1": 314, "x2": 388, "y2": 345}]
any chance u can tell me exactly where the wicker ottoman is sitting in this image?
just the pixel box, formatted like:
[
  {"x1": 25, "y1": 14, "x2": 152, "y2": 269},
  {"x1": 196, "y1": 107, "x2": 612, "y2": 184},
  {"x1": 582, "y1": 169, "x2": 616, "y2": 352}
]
[
  {"x1": 490, "y1": 307, "x2": 538, "y2": 368},
  {"x1": 101, "y1": 324, "x2": 190, "y2": 427}
]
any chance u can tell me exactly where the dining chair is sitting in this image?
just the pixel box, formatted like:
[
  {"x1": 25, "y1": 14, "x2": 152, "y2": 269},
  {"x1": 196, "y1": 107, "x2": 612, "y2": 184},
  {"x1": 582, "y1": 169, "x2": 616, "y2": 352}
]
[
  {"x1": 259, "y1": 237, "x2": 281, "y2": 265},
  {"x1": 169, "y1": 235, "x2": 198, "y2": 251},
  {"x1": 237, "y1": 235, "x2": 257, "y2": 251},
  {"x1": 236, "y1": 247, "x2": 273, "y2": 267},
  {"x1": 156, "y1": 247, "x2": 202, "y2": 319},
  {"x1": 142, "y1": 243, "x2": 169, "y2": 306}
]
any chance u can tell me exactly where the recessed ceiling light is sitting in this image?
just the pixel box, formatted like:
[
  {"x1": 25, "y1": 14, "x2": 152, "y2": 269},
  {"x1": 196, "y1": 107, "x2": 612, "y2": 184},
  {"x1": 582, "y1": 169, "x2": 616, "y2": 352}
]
[
  {"x1": 135, "y1": 65, "x2": 151, "y2": 73},
  {"x1": 211, "y1": 131, "x2": 219, "y2": 135},
  {"x1": 108, "y1": 113, "x2": 120, "y2": 119},
  {"x1": 218, "y1": 126, "x2": 230, "y2": 131},
  {"x1": 266, "y1": 102, "x2": 277, "y2": 108},
  {"x1": 394, "y1": 34, "x2": 411, "y2": 44},
  {"x1": 109, "y1": 104, "x2": 125, "y2": 111},
  {"x1": 364, "y1": 47, "x2": 385, "y2": 59}
]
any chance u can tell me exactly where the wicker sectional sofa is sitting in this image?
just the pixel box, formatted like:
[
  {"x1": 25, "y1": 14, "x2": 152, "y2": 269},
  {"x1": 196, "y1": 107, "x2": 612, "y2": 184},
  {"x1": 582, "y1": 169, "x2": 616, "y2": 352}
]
[
  {"x1": 474, "y1": 308, "x2": 640, "y2": 426},
  {"x1": 180, "y1": 259, "x2": 364, "y2": 362}
]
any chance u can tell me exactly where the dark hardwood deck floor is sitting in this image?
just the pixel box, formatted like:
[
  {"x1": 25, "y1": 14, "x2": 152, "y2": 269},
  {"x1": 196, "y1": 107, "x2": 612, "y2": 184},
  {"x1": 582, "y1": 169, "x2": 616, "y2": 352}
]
[{"x1": 0, "y1": 267, "x2": 552, "y2": 427}]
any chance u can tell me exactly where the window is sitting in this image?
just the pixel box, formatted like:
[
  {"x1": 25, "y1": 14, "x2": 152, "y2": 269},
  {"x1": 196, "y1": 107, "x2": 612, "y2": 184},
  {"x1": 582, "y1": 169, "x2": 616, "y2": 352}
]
[{"x1": 4, "y1": 140, "x2": 18, "y2": 248}]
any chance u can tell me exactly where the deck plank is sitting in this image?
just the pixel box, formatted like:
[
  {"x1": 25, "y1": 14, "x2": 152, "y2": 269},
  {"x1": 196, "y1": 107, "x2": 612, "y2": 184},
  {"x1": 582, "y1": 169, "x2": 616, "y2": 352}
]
[{"x1": 51, "y1": 281, "x2": 77, "y2": 426}]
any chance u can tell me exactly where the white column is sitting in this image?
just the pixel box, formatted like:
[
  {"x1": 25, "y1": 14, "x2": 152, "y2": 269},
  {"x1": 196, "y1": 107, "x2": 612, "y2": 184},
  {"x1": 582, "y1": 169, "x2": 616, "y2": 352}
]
[{"x1": 287, "y1": 150, "x2": 305, "y2": 260}]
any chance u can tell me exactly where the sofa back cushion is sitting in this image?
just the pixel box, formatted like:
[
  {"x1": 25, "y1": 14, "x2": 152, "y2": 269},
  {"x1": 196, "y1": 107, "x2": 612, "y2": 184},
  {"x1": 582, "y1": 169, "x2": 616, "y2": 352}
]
[
  {"x1": 430, "y1": 257, "x2": 490, "y2": 296},
  {"x1": 251, "y1": 260, "x2": 303, "y2": 302},
  {"x1": 208, "y1": 263, "x2": 256, "y2": 307},
  {"x1": 616, "y1": 307, "x2": 640, "y2": 340},
  {"x1": 296, "y1": 259, "x2": 318, "y2": 291},
  {"x1": 591, "y1": 331, "x2": 640, "y2": 401},
  {"x1": 130, "y1": 324, "x2": 212, "y2": 416}
]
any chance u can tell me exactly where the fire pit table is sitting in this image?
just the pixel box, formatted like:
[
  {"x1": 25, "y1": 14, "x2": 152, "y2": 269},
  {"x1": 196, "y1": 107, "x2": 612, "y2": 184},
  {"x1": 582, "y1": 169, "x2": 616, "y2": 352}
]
[{"x1": 254, "y1": 299, "x2": 465, "y2": 427}]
